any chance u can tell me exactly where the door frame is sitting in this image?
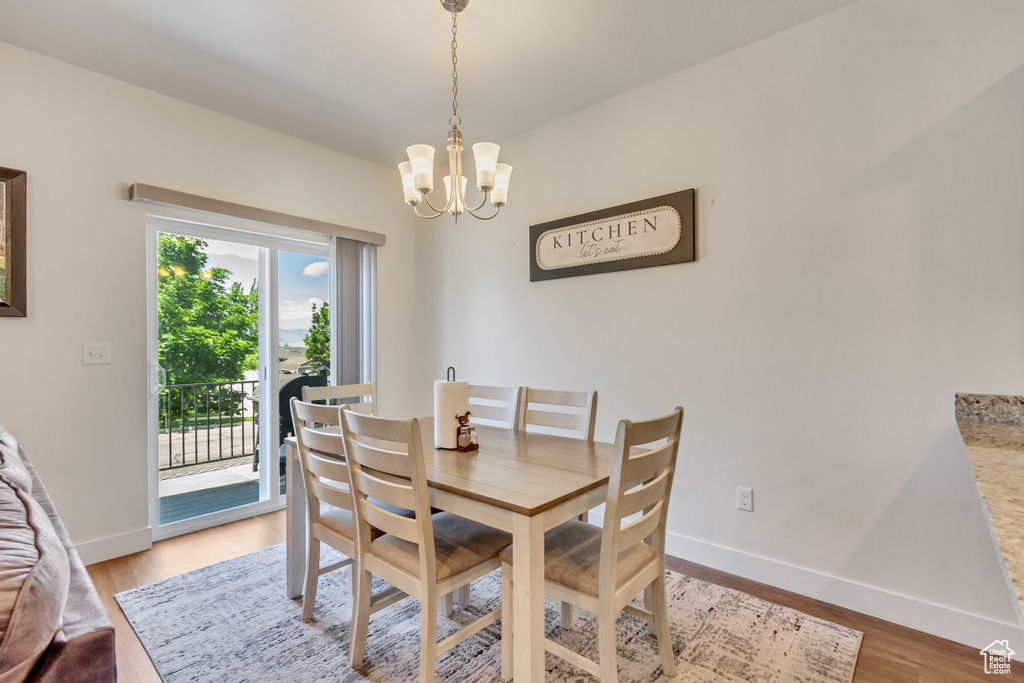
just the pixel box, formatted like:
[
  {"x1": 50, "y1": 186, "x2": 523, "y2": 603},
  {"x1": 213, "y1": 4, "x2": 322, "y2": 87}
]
[{"x1": 146, "y1": 214, "x2": 331, "y2": 541}]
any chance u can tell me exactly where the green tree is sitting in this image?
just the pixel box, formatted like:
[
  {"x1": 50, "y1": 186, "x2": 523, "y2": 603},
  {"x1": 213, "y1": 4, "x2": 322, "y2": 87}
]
[
  {"x1": 303, "y1": 302, "x2": 330, "y2": 372},
  {"x1": 157, "y1": 235, "x2": 259, "y2": 423}
]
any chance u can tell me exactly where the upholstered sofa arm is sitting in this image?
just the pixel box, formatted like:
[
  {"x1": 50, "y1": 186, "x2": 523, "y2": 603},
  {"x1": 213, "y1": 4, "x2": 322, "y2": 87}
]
[
  {"x1": 0, "y1": 428, "x2": 116, "y2": 683},
  {"x1": 24, "y1": 456, "x2": 116, "y2": 682}
]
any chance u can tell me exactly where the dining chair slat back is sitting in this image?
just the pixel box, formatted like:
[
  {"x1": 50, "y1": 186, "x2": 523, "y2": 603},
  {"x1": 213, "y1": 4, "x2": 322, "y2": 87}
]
[
  {"x1": 518, "y1": 387, "x2": 598, "y2": 440},
  {"x1": 303, "y1": 381, "x2": 376, "y2": 415},
  {"x1": 603, "y1": 407, "x2": 683, "y2": 569},
  {"x1": 500, "y1": 406, "x2": 683, "y2": 683},
  {"x1": 290, "y1": 398, "x2": 356, "y2": 623},
  {"x1": 295, "y1": 400, "x2": 347, "y2": 429},
  {"x1": 341, "y1": 410, "x2": 511, "y2": 683},
  {"x1": 340, "y1": 411, "x2": 435, "y2": 578},
  {"x1": 597, "y1": 406, "x2": 684, "y2": 681},
  {"x1": 468, "y1": 384, "x2": 522, "y2": 429}
]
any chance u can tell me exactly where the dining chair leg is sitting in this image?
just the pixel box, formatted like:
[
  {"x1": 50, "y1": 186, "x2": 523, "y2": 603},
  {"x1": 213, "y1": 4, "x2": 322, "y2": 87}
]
[
  {"x1": 456, "y1": 584, "x2": 471, "y2": 608},
  {"x1": 420, "y1": 590, "x2": 438, "y2": 683},
  {"x1": 598, "y1": 609, "x2": 619, "y2": 683},
  {"x1": 440, "y1": 593, "x2": 454, "y2": 617},
  {"x1": 560, "y1": 600, "x2": 574, "y2": 630},
  {"x1": 643, "y1": 584, "x2": 656, "y2": 634},
  {"x1": 650, "y1": 574, "x2": 676, "y2": 677},
  {"x1": 301, "y1": 538, "x2": 320, "y2": 622},
  {"x1": 348, "y1": 568, "x2": 372, "y2": 667},
  {"x1": 500, "y1": 562, "x2": 513, "y2": 681}
]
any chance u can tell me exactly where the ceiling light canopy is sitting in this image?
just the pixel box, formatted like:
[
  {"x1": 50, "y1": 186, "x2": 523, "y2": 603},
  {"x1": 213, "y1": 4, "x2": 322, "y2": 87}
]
[{"x1": 399, "y1": 0, "x2": 512, "y2": 222}]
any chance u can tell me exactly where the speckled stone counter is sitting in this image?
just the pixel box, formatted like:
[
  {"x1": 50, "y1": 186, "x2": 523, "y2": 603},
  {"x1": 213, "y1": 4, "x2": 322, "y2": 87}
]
[{"x1": 956, "y1": 394, "x2": 1024, "y2": 622}]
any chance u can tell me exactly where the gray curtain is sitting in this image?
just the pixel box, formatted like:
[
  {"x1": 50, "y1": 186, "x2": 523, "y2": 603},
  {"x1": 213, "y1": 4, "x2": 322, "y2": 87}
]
[{"x1": 331, "y1": 237, "x2": 375, "y2": 387}]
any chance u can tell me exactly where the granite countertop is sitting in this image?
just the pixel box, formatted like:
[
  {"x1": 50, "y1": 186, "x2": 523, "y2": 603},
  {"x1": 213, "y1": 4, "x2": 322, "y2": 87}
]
[{"x1": 956, "y1": 394, "x2": 1024, "y2": 625}]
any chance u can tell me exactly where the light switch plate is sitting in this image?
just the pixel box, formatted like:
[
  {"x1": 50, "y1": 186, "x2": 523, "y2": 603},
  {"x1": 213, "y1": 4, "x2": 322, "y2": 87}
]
[{"x1": 82, "y1": 343, "x2": 111, "y2": 365}]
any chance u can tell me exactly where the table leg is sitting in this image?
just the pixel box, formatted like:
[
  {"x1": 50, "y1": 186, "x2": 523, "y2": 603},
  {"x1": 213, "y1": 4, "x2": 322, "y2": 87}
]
[
  {"x1": 286, "y1": 440, "x2": 306, "y2": 599},
  {"x1": 512, "y1": 513, "x2": 545, "y2": 683}
]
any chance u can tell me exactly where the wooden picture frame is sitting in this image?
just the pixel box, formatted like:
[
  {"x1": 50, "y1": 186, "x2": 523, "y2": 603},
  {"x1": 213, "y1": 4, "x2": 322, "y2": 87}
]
[
  {"x1": 0, "y1": 167, "x2": 27, "y2": 317},
  {"x1": 529, "y1": 189, "x2": 695, "y2": 282}
]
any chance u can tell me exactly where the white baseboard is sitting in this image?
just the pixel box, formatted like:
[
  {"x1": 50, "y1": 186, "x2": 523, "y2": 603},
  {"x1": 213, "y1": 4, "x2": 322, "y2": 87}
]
[
  {"x1": 587, "y1": 511, "x2": 1022, "y2": 653},
  {"x1": 76, "y1": 526, "x2": 152, "y2": 566}
]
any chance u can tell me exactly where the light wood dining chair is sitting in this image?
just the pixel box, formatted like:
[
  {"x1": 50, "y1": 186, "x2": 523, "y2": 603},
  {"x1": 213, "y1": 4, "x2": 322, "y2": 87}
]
[
  {"x1": 468, "y1": 384, "x2": 523, "y2": 429},
  {"x1": 341, "y1": 411, "x2": 512, "y2": 683},
  {"x1": 444, "y1": 384, "x2": 523, "y2": 612},
  {"x1": 518, "y1": 386, "x2": 599, "y2": 626},
  {"x1": 289, "y1": 398, "x2": 406, "y2": 624},
  {"x1": 500, "y1": 406, "x2": 684, "y2": 683},
  {"x1": 517, "y1": 387, "x2": 598, "y2": 441},
  {"x1": 302, "y1": 381, "x2": 376, "y2": 415}
]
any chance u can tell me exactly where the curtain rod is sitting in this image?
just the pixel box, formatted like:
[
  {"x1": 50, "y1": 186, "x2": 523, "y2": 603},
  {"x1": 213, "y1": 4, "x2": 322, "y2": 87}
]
[{"x1": 128, "y1": 183, "x2": 386, "y2": 246}]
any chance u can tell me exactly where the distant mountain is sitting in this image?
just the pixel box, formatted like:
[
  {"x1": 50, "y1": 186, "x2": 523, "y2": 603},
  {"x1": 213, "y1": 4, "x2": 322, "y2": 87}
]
[{"x1": 279, "y1": 328, "x2": 309, "y2": 347}]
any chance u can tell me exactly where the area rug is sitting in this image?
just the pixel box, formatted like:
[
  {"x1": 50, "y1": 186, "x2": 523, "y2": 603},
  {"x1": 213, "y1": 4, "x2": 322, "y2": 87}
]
[{"x1": 116, "y1": 544, "x2": 862, "y2": 683}]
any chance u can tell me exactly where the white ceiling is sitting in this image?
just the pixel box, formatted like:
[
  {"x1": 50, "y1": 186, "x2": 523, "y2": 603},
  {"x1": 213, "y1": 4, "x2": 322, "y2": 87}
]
[{"x1": 0, "y1": 0, "x2": 857, "y2": 167}]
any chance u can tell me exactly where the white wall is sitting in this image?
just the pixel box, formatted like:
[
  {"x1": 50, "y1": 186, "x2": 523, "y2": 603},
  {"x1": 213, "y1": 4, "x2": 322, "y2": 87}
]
[
  {"x1": 418, "y1": 0, "x2": 1024, "y2": 648},
  {"x1": 0, "y1": 42, "x2": 426, "y2": 562}
]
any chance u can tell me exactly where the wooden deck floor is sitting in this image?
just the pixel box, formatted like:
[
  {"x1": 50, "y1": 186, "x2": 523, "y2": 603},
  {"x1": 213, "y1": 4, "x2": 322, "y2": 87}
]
[
  {"x1": 159, "y1": 476, "x2": 285, "y2": 524},
  {"x1": 159, "y1": 422, "x2": 258, "y2": 471}
]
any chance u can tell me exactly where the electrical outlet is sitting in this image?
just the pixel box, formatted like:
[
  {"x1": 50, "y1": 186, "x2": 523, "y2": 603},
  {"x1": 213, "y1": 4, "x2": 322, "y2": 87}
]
[
  {"x1": 737, "y1": 486, "x2": 753, "y2": 512},
  {"x1": 82, "y1": 343, "x2": 111, "y2": 365}
]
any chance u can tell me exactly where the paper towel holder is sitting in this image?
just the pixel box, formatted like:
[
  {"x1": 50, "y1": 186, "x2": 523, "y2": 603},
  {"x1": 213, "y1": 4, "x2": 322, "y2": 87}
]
[{"x1": 447, "y1": 367, "x2": 456, "y2": 381}]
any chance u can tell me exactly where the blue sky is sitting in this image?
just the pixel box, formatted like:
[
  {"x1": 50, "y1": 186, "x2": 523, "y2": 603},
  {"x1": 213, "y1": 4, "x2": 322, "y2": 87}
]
[{"x1": 200, "y1": 237, "x2": 329, "y2": 332}]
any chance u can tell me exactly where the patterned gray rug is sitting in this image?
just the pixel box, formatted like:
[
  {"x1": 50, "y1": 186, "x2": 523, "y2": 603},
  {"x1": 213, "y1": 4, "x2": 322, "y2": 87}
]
[{"x1": 116, "y1": 544, "x2": 862, "y2": 682}]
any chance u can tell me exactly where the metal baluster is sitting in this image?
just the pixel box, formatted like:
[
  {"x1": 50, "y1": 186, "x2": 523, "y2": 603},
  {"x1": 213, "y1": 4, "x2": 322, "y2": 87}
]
[
  {"x1": 205, "y1": 384, "x2": 211, "y2": 463},
  {"x1": 193, "y1": 386, "x2": 199, "y2": 465},
  {"x1": 230, "y1": 382, "x2": 235, "y2": 459},
  {"x1": 218, "y1": 384, "x2": 223, "y2": 460},
  {"x1": 234, "y1": 381, "x2": 241, "y2": 457},
  {"x1": 251, "y1": 380, "x2": 257, "y2": 460},
  {"x1": 180, "y1": 387, "x2": 186, "y2": 466},
  {"x1": 165, "y1": 386, "x2": 171, "y2": 470}
]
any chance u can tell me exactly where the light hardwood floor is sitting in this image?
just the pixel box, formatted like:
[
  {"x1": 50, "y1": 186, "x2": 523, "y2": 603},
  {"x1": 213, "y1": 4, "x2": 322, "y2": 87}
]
[{"x1": 88, "y1": 510, "x2": 1022, "y2": 682}]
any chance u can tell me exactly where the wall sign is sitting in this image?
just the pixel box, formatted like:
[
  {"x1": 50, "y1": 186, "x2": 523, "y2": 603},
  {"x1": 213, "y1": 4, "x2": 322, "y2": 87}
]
[{"x1": 529, "y1": 189, "x2": 695, "y2": 282}]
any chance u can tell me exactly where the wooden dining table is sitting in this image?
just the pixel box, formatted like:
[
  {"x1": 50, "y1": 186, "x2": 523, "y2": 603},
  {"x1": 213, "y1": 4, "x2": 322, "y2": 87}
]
[{"x1": 284, "y1": 418, "x2": 613, "y2": 683}]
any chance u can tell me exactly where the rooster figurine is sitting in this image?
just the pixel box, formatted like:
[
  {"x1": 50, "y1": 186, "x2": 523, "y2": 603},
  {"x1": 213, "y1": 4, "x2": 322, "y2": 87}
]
[{"x1": 456, "y1": 411, "x2": 479, "y2": 452}]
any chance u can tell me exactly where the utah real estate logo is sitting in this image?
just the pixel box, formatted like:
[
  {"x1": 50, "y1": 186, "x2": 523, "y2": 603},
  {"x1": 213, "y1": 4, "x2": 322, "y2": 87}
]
[{"x1": 980, "y1": 640, "x2": 1014, "y2": 675}]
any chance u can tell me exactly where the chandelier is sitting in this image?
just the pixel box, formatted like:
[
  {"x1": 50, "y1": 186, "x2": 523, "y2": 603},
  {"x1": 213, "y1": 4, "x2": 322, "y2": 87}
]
[{"x1": 398, "y1": 0, "x2": 512, "y2": 222}]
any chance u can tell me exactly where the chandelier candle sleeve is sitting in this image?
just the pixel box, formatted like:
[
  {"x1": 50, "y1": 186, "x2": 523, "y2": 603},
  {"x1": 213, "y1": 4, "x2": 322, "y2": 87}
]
[
  {"x1": 471, "y1": 143, "x2": 500, "y2": 189},
  {"x1": 399, "y1": 162, "x2": 420, "y2": 205},
  {"x1": 407, "y1": 145, "x2": 435, "y2": 193},
  {"x1": 491, "y1": 164, "x2": 513, "y2": 206}
]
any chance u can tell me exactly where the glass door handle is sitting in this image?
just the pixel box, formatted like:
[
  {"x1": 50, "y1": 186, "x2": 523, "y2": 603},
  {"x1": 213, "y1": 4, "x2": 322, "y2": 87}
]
[{"x1": 150, "y1": 363, "x2": 167, "y2": 395}]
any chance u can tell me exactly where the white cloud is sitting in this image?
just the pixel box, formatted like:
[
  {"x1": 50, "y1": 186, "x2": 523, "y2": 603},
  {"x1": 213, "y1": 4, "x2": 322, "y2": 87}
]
[
  {"x1": 302, "y1": 261, "x2": 329, "y2": 277},
  {"x1": 278, "y1": 297, "x2": 327, "y2": 330}
]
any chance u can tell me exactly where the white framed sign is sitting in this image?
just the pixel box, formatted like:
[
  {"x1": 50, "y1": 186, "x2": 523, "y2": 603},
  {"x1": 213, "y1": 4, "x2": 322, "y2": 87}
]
[{"x1": 529, "y1": 189, "x2": 695, "y2": 282}]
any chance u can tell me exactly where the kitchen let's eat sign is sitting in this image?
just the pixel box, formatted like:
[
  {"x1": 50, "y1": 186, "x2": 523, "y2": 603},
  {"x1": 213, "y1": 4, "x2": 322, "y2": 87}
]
[{"x1": 529, "y1": 189, "x2": 695, "y2": 282}]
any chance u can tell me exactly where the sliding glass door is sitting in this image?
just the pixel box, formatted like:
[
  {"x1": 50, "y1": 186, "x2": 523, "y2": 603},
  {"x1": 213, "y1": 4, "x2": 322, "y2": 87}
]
[{"x1": 147, "y1": 216, "x2": 330, "y2": 540}]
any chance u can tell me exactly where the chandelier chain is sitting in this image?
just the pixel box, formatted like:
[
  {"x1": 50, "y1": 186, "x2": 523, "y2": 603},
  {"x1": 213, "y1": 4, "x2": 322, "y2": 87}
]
[{"x1": 449, "y1": 1, "x2": 460, "y2": 128}]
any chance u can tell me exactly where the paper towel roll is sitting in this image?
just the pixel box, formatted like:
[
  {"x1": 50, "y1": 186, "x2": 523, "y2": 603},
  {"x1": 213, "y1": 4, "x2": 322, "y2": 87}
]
[{"x1": 434, "y1": 380, "x2": 469, "y2": 449}]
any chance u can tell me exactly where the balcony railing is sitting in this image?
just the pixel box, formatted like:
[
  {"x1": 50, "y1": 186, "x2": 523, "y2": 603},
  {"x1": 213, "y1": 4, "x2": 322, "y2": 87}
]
[{"x1": 159, "y1": 380, "x2": 259, "y2": 472}]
